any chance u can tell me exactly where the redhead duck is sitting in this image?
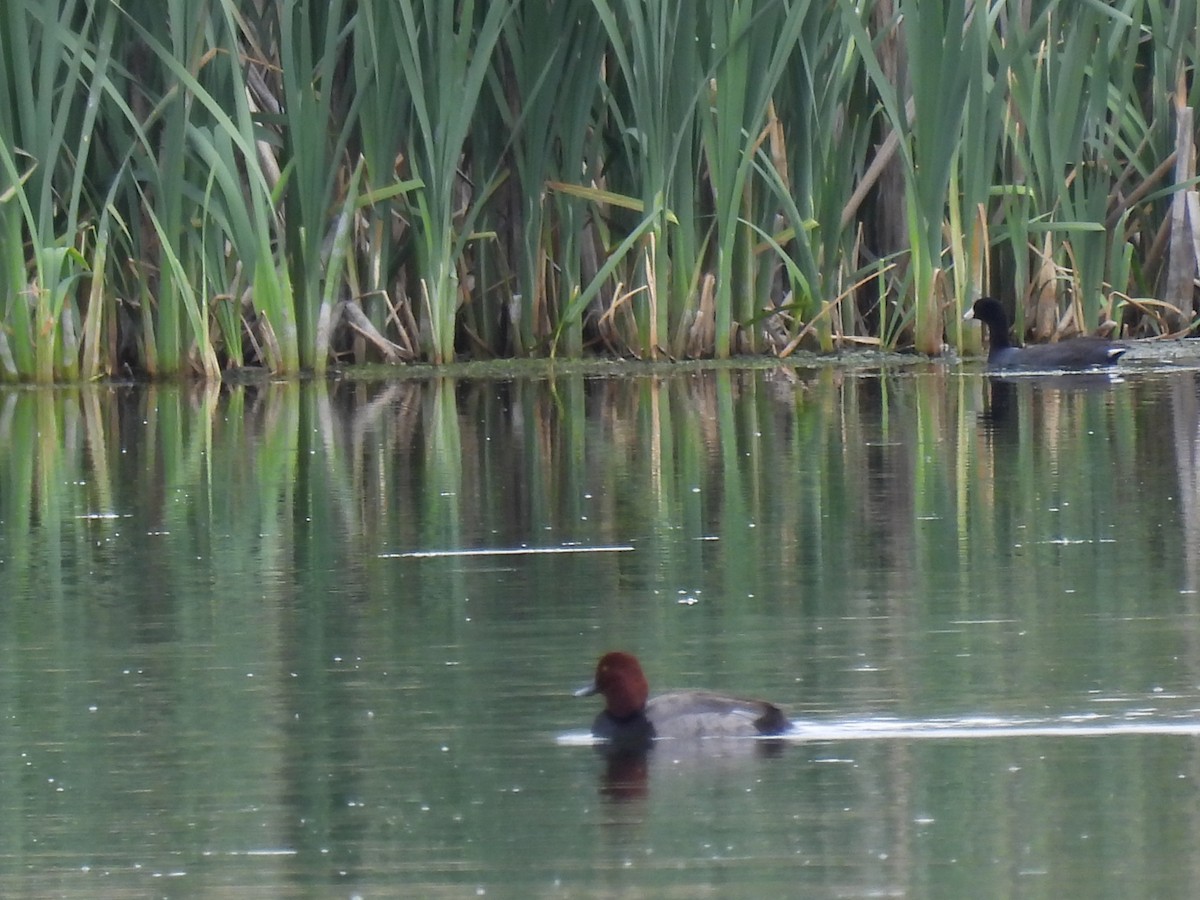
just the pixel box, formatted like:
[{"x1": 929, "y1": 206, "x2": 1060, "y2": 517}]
[
  {"x1": 963, "y1": 297, "x2": 1126, "y2": 370},
  {"x1": 576, "y1": 651, "x2": 790, "y2": 748}
]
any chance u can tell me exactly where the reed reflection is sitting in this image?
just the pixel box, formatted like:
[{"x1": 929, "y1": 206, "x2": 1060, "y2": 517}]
[
  {"x1": 1171, "y1": 373, "x2": 1200, "y2": 593},
  {"x1": 2, "y1": 368, "x2": 1200, "y2": 897}
]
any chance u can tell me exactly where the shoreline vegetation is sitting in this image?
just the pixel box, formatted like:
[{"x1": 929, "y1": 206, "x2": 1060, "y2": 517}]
[{"x1": 1, "y1": 1, "x2": 1198, "y2": 383}]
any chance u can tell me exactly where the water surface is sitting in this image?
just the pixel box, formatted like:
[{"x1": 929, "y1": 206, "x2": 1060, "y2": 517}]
[{"x1": 2, "y1": 365, "x2": 1199, "y2": 897}]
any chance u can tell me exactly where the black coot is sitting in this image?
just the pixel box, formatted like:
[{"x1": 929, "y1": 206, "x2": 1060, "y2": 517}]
[{"x1": 963, "y1": 297, "x2": 1126, "y2": 370}]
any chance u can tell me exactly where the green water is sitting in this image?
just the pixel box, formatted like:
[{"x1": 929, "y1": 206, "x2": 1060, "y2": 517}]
[{"x1": 1, "y1": 367, "x2": 1199, "y2": 897}]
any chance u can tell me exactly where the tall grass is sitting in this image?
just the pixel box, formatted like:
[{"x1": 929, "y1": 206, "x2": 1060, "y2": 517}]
[
  {"x1": 493, "y1": 0, "x2": 608, "y2": 356},
  {"x1": 0, "y1": 0, "x2": 1197, "y2": 381}
]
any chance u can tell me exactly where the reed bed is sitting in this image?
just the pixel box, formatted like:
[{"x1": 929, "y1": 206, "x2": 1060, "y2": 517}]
[{"x1": 0, "y1": 0, "x2": 1196, "y2": 381}]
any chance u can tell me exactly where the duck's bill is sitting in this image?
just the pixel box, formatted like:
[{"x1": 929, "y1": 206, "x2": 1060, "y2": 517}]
[{"x1": 574, "y1": 682, "x2": 598, "y2": 697}]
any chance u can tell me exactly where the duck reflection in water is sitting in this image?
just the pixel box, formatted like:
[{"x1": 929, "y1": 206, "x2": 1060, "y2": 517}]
[
  {"x1": 597, "y1": 748, "x2": 651, "y2": 801},
  {"x1": 576, "y1": 652, "x2": 790, "y2": 798}
]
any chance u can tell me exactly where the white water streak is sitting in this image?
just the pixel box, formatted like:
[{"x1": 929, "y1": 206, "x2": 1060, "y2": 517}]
[
  {"x1": 786, "y1": 714, "x2": 1200, "y2": 741},
  {"x1": 383, "y1": 545, "x2": 635, "y2": 559},
  {"x1": 557, "y1": 713, "x2": 1200, "y2": 746}
]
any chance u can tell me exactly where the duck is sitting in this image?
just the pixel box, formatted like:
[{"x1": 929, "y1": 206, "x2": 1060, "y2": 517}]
[
  {"x1": 576, "y1": 651, "x2": 790, "y2": 749},
  {"x1": 962, "y1": 296, "x2": 1126, "y2": 370}
]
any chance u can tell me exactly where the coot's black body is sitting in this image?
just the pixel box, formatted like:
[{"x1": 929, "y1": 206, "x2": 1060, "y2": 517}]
[{"x1": 963, "y1": 297, "x2": 1126, "y2": 370}]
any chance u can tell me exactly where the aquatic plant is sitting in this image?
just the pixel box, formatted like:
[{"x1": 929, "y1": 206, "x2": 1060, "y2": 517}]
[{"x1": 0, "y1": 0, "x2": 1196, "y2": 380}]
